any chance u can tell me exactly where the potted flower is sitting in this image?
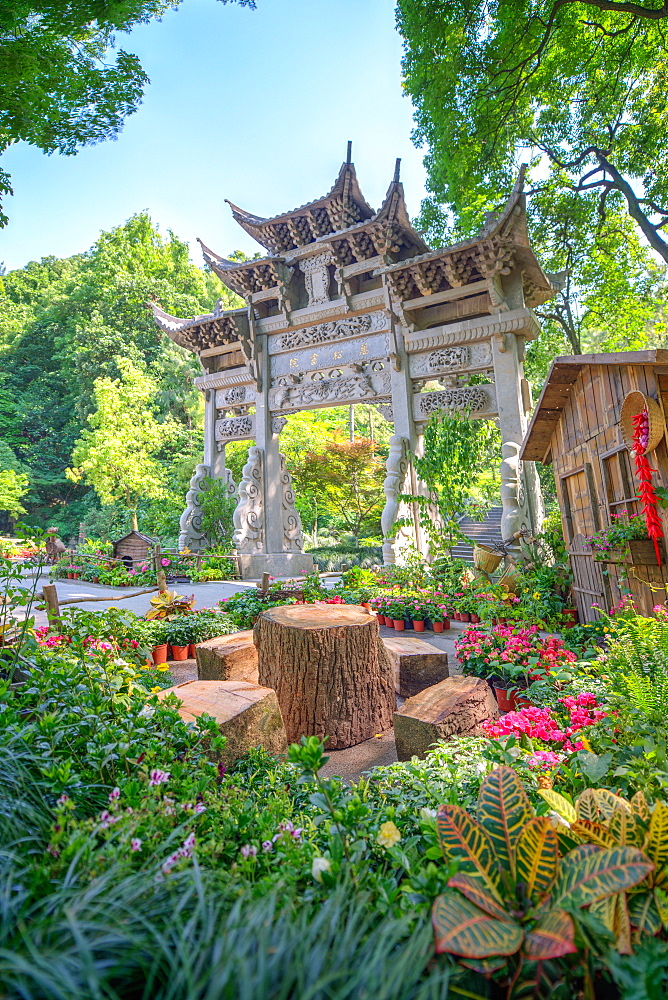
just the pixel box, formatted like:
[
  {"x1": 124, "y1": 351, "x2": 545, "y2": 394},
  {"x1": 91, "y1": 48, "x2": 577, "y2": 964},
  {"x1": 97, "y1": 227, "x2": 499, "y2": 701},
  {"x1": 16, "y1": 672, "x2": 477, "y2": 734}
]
[
  {"x1": 164, "y1": 616, "x2": 195, "y2": 660},
  {"x1": 425, "y1": 602, "x2": 450, "y2": 633},
  {"x1": 146, "y1": 619, "x2": 169, "y2": 665},
  {"x1": 406, "y1": 597, "x2": 427, "y2": 632}
]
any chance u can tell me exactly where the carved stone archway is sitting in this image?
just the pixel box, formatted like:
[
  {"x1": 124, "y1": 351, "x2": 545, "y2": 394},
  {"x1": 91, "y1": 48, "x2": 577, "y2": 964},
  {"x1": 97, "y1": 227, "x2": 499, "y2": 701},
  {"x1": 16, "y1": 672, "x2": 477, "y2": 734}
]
[{"x1": 153, "y1": 150, "x2": 553, "y2": 578}]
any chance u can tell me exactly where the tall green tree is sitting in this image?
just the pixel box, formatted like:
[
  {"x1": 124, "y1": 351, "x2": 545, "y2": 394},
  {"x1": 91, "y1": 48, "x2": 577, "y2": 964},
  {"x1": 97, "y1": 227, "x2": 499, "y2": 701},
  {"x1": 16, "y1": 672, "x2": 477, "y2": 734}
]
[
  {"x1": 397, "y1": 0, "x2": 668, "y2": 355},
  {"x1": 67, "y1": 357, "x2": 167, "y2": 530},
  {"x1": 0, "y1": 0, "x2": 254, "y2": 224},
  {"x1": 0, "y1": 213, "x2": 235, "y2": 533}
]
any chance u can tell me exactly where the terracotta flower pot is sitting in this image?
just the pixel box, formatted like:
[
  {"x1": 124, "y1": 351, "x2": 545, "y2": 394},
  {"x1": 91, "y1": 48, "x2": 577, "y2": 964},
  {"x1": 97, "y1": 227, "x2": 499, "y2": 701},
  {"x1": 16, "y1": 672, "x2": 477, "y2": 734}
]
[
  {"x1": 515, "y1": 694, "x2": 533, "y2": 710},
  {"x1": 384, "y1": 616, "x2": 393, "y2": 627},
  {"x1": 470, "y1": 614, "x2": 481, "y2": 624},
  {"x1": 432, "y1": 621, "x2": 445, "y2": 633},
  {"x1": 67, "y1": 572, "x2": 74, "y2": 579},
  {"x1": 494, "y1": 686, "x2": 518, "y2": 713},
  {"x1": 152, "y1": 644, "x2": 168, "y2": 665},
  {"x1": 460, "y1": 612, "x2": 470, "y2": 623},
  {"x1": 393, "y1": 619, "x2": 405, "y2": 631},
  {"x1": 188, "y1": 642, "x2": 196, "y2": 657},
  {"x1": 412, "y1": 620, "x2": 425, "y2": 632},
  {"x1": 361, "y1": 602, "x2": 371, "y2": 610},
  {"x1": 442, "y1": 618, "x2": 451, "y2": 630},
  {"x1": 171, "y1": 644, "x2": 189, "y2": 661}
]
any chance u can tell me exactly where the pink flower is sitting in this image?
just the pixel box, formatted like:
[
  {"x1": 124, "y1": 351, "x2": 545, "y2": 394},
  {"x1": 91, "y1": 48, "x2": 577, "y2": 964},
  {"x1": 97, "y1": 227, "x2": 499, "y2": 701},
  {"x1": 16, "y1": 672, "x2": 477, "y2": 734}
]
[
  {"x1": 240, "y1": 844, "x2": 257, "y2": 858},
  {"x1": 108, "y1": 787, "x2": 120, "y2": 802},
  {"x1": 131, "y1": 838, "x2": 142, "y2": 852},
  {"x1": 262, "y1": 840, "x2": 273, "y2": 852},
  {"x1": 161, "y1": 558, "x2": 170, "y2": 567},
  {"x1": 149, "y1": 769, "x2": 170, "y2": 786}
]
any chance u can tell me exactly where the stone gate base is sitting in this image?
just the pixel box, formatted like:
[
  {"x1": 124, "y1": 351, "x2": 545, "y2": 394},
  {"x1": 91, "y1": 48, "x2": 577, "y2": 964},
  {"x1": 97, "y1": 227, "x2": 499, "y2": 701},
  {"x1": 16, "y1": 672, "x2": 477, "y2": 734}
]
[{"x1": 237, "y1": 552, "x2": 314, "y2": 580}]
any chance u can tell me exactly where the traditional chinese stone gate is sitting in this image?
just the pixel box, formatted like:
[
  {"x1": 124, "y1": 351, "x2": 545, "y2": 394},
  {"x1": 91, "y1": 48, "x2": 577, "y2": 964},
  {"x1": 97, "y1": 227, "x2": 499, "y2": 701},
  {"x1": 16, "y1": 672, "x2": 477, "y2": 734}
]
[{"x1": 152, "y1": 148, "x2": 554, "y2": 579}]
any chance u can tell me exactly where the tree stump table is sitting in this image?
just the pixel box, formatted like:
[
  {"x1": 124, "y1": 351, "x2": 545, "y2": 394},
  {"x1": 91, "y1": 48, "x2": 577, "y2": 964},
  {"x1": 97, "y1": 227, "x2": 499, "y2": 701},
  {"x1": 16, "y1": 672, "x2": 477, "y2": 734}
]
[{"x1": 254, "y1": 604, "x2": 395, "y2": 749}]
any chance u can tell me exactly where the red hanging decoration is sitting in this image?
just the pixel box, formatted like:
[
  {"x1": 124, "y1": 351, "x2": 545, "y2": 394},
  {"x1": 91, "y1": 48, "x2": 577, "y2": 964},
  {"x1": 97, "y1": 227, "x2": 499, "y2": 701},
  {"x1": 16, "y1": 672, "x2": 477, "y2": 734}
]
[{"x1": 632, "y1": 408, "x2": 664, "y2": 567}]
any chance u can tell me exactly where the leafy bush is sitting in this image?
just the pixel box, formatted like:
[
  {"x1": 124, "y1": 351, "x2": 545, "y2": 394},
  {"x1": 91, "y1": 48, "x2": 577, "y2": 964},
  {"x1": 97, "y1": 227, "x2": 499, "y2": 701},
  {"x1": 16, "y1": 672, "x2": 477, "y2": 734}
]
[
  {"x1": 308, "y1": 545, "x2": 382, "y2": 571},
  {"x1": 219, "y1": 591, "x2": 298, "y2": 630}
]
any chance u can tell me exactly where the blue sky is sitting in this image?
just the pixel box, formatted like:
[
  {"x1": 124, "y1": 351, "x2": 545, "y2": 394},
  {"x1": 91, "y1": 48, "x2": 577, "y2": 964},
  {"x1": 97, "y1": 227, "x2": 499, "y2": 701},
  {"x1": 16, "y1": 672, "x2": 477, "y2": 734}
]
[{"x1": 0, "y1": 0, "x2": 427, "y2": 272}]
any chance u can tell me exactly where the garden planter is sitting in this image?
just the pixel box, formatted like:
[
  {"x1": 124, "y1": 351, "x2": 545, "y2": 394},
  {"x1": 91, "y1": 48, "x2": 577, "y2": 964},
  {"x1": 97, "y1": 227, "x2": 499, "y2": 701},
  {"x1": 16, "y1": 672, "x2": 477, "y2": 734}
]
[
  {"x1": 384, "y1": 616, "x2": 393, "y2": 627},
  {"x1": 494, "y1": 686, "x2": 518, "y2": 713},
  {"x1": 152, "y1": 644, "x2": 168, "y2": 665},
  {"x1": 361, "y1": 602, "x2": 372, "y2": 611},
  {"x1": 393, "y1": 619, "x2": 405, "y2": 631},
  {"x1": 412, "y1": 620, "x2": 425, "y2": 632},
  {"x1": 515, "y1": 694, "x2": 533, "y2": 710},
  {"x1": 171, "y1": 644, "x2": 189, "y2": 661},
  {"x1": 459, "y1": 612, "x2": 470, "y2": 623},
  {"x1": 67, "y1": 572, "x2": 74, "y2": 579},
  {"x1": 562, "y1": 609, "x2": 578, "y2": 625},
  {"x1": 188, "y1": 643, "x2": 196, "y2": 657},
  {"x1": 442, "y1": 618, "x2": 451, "y2": 630},
  {"x1": 470, "y1": 614, "x2": 481, "y2": 624},
  {"x1": 432, "y1": 621, "x2": 445, "y2": 633},
  {"x1": 601, "y1": 539, "x2": 667, "y2": 566}
]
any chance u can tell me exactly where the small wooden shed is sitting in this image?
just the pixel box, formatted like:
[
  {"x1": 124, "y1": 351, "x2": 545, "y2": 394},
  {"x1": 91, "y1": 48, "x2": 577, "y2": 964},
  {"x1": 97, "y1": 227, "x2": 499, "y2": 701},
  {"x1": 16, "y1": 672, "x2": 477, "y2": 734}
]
[
  {"x1": 112, "y1": 530, "x2": 155, "y2": 570},
  {"x1": 521, "y1": 351, "x2": 668, "y2": 620}
]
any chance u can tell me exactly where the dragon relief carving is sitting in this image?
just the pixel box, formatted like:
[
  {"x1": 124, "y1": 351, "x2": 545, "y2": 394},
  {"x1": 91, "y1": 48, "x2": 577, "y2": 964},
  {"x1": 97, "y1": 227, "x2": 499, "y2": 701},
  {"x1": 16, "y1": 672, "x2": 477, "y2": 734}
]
[
  {"x1": 232, "y1": 447, "x2": 264, "y2": 553},
  {"x1": 279, "y1": 454, "x2": 305, "y2": 552},
  {"x1": 270, "y1": 371, "x2": 390, "y2": 410},
  {"x1": 417, "y1": 386, "x2": 493, "y2": 416},
  {"x1": 279, "y1": 311, "x2": 386, "y2": 351}
]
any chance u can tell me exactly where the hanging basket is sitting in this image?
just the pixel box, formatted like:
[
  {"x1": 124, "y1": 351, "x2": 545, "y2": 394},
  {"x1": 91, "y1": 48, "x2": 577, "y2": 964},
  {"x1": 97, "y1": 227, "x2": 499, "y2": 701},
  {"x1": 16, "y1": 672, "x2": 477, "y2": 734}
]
[
  {"x1": 498, "y1": 565, "x2": 520, "y2": 595},
  {"x1": 620, "y1": 391, "x2": 666, "y2": 455},
  {"x1": 473, "y1": 543, "x2": 503, "y2": 573}
]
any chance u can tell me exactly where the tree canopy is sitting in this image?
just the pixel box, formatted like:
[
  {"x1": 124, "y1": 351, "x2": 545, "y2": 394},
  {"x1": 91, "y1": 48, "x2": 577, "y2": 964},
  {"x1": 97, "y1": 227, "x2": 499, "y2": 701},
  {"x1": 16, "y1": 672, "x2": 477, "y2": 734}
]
[
  {"x1": 397, "y1": 0, "x2": 668, "y2": 355},
  {"x1": 0, "y1": 0, "x2": 255, "y2": 225}
]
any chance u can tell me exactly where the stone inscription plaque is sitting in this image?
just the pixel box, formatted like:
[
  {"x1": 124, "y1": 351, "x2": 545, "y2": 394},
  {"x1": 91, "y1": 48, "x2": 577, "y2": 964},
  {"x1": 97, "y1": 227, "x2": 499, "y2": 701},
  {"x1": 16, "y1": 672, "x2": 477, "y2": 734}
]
[{"x1": 269, "y1": 331, "x2": 389, "y2": 379}]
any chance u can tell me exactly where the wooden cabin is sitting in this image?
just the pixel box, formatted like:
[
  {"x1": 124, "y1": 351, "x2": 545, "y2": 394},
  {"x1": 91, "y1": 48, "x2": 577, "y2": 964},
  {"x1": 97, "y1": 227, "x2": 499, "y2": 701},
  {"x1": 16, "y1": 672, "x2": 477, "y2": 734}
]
[
  {"x1": 521, "y1": 351, "x2": 668, "y2": 620},
  {"x1": 112, "y1": 531, "x2": 155, "y2": 570}
]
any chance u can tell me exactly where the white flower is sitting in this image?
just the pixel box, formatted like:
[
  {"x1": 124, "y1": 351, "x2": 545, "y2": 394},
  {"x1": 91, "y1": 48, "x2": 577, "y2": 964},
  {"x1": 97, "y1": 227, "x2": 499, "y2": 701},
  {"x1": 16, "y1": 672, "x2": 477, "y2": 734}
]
[
  {"x1": 311, "y1": 857, "x2": 332, "y2": 882},
  {"x1": 548, "y1": 810, "x2": 571, "y2": 830},
  {"x1": 419, "y1": 807, "x2": 437, "y2": 821}
]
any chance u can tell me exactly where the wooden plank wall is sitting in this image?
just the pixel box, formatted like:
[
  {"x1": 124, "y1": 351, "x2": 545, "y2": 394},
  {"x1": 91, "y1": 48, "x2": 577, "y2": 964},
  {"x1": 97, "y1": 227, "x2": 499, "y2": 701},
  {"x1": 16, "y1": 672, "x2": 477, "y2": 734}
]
[{"x1": 551, "y1": 362, "x2": 668, "y2": 616}]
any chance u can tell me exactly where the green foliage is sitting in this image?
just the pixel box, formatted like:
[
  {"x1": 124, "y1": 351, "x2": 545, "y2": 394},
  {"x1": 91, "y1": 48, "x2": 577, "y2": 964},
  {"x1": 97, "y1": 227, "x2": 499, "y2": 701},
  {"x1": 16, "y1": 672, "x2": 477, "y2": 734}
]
[
  {"x1": 0, "y1": 0, "x2": 255, "y2": 225},
  {"x1": 408, "y1": 413, "x2": 500, "y2": 549},
  {"x1": 199, "y1": 476, "x2": 237, "y2": 549},
  {"x1": 219, "y1": 590, "x2": 298, "y2": 631},
  {"x1": 295, "y1": 438, "x2": 386, "y2": 544},
  {"x1": 67, "y1": 357, "x2": 168, "y2": 528},
  {"x1": 0, "y1": 214, "x2": 236, "y2": 537},
  {"x1": 397, "y1": 0, "x2": 668, "y2": 359},
  {"x1": 308, "y1": 544, "x2": 383, "y2": 572},
  {"x1": 432, "y1": 767, "x2": 653, "y2": 994},
  {"x1": 0, "y1": 468, "x2": 29, "y2": 516}
]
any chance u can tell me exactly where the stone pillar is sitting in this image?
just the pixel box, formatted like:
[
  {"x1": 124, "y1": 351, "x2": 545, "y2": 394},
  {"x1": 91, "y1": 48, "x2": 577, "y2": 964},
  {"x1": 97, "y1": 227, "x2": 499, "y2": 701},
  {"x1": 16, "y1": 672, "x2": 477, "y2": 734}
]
[
  {"x1": 491, "y1": 285, "x2": 543, "y2": 548},
  {"x1": 232, "y1": 334, "x2": 313, "y2": 580},
  {"x1": 383, "y1": 318, "x2": 423, "y2": 564}
]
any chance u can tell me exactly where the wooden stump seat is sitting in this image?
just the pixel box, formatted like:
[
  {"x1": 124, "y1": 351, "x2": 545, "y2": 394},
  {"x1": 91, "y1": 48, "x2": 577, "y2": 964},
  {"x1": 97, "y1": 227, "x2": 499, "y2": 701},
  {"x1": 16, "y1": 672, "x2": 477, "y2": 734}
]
[
  {"x1": 158, "y1": 679, "x2": 287, "y2": 766},
  {"x1": 393, "y1": 676, "x2": 499, "y2": 761},
  {"x1": 196, "y1": 630, "x2": 258, "y2": 683},
  {"x1": 381, "y1": 635, "x2": 449, "y2": 697},
  {"x1": 254, "y1": 604, "x2": 395, "y2": 749}
]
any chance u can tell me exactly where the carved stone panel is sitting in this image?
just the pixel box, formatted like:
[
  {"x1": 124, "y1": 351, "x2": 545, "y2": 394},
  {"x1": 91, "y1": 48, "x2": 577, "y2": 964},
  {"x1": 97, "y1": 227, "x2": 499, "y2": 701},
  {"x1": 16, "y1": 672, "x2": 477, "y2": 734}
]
[
  {"x1": 272, "y1": 310, "x2": 387, "y2": 353},
  {"x1": 413, "y1": 385, "x2": 497, "y2": 419},
  {"x1": 214, "y1": 385, "x2": 251, "y2": 409},
  {"x1": 270, "y1": 369, "x2": 391, "y2": 411},
  {"x1": 409, "y1": 342, "x2": 493, "y2": 377},
  {"x1": 215, "y1": 415, "x2": 255, "y2": 441},
  {"x1": 299, "y1": 252, "x2": 334, "y2": 307},
  {"x1": 279, "y1": 454, "x2": 304, "y2": 552},
  {"x1": 232, "y1": 447, "x2": 264, "y2": 553}
]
